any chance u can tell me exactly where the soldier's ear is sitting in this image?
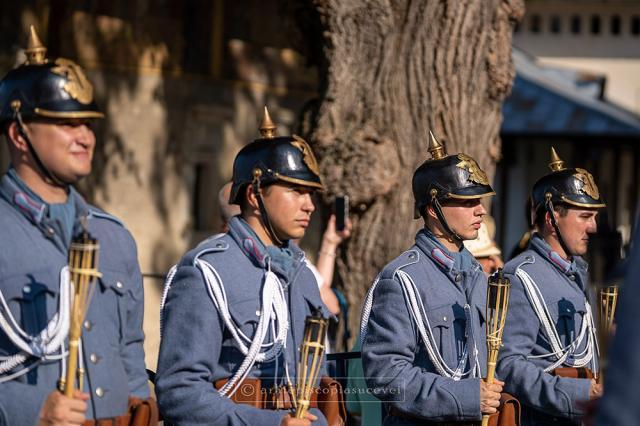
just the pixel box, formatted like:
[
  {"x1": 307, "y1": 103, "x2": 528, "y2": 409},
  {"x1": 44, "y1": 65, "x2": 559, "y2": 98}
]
[
  {"x1": 245, "y1": 184, "x2": 260, "y2": 211},
  {"x1": 426, "y1": 204, "x2": 438, "y2": 221},
  {"x1": 544, "y1": 210, "x2": 557, "y2": 234},
  {"x1": 6, "y1": 122, "x2": 29, "y2": 153}
]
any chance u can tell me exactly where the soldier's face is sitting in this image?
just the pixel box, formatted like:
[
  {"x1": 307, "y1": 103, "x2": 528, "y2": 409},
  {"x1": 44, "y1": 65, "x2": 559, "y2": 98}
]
[
  {"x1": 25, "y1": 119, "x2": 96, "y2": 183},
  {"x1": 262, "y1": 183, "x2": 316, "y2": 241},
  {"x1": 554, "y1": 208, "x2": 598, "y2": 256},
  {"x1": 440, "y1": 198, "x2": 486, "y2": 240}
]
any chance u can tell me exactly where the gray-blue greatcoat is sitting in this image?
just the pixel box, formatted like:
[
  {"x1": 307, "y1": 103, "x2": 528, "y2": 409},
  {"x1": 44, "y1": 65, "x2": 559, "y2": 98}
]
[
  {"x1": 156, "y1": 216, "x2": 328, "y2": 425},
  {"x1": 497, "y1": 234, "x2": 596, "y2": 425},
  {"x1": 0, "y1": 173, "x2": 149, "y2": 425},
  {"x1": 362, "y1": 229, "x2": 488, "y2": 425}
]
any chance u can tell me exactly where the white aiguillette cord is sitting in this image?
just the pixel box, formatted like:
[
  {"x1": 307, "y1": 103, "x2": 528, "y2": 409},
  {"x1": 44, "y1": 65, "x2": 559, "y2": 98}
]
[
  {"x1": 361, "y1": 270, "x2": 480, "y2": 381},
  {"x1": 516, "y1": 268, "x2": 597, "y2": 371},
  {"x1": 161, "y1": 256, "x2": 290, "y2": 398},
  {"x1": 0, "y1": 267, "x2": 71, "y2": 382}
]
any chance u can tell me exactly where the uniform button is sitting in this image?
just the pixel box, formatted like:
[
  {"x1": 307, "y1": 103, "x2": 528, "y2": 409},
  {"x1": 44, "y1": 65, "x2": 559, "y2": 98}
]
[
  {"x1": 95, "y1": 387, "x2": 104, "y2": 397},
  {"x1": 216, "y1": 243, "x2": 223, "y2": 248},
  {"x1": 90, "y1": 353, "x2": 98, "y2": 364},
  {"x1": 116, "y1": 281, "x2": 124, "y2": 289},
  {"x1": 525, "y1": 255, "x2": 533, "y2": 262},
  {"x1": 255, "y1": 310, "x2": 261, "y2": 316},
  {"x1": 408, "y1": 253, "x2": 416, "y2": 260},
  {"x1": 569, "y1": 275, "x2": 576, "y2": 281},
  {"x1": 45, "y1": 227, "x2": 55, "y2": 237},
  {"x1": 443, "y1": 316, "x2": 448, "y2": 321},
  {"x1": 455, "y1": 274, "x2": 462, "y2": 282},
  {"x1": 84, "y1": 320, "x2": 92, "y2": 331},
  {"x1": 23, "y1": 285, "x2": 31, "y2": 293}
]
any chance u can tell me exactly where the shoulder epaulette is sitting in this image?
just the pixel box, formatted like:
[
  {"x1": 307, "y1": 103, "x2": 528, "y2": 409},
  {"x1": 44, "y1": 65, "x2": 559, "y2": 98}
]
[{"x1": 88, "y1": 208, "x2": 124, "y2": 227}]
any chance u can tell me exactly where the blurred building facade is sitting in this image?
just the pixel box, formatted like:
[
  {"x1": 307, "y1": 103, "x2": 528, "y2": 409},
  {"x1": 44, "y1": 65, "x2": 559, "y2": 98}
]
[
  {"x1": 513, "y1": 0, "x2": 640, "y2": 114},
  {"x1": 496, "y1": 0, "x2": 640, "y2": 286}
]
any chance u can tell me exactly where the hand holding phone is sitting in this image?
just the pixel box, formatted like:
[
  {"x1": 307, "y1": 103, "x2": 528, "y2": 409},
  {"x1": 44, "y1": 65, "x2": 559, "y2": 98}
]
[{"x1": 335, "y1": 195, "x2": 349, "y2": 232}]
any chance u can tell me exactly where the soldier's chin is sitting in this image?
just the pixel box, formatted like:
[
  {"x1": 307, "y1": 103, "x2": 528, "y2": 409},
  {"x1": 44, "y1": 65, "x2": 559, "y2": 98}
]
[
  {"x1": 462, "y1": 229, "x2": 479, "y2": 241},
  {"x1": 573, "y1": 245, "x2": 588, "y2": 256},
  {"x1": 61, "y1": 170, "x2": 90, "y2": 184}
]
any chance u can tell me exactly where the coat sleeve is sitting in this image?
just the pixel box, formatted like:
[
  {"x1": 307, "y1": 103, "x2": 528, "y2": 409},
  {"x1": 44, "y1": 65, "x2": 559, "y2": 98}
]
[
  {"x1": 361, "y1": 277, "x2": 481, "y2": 422},
  {"x1": 0, "y1": 381, "x2": 50, "y2": 425},
  {"x1": 155, "y1": 264, "x2": 286, "y2": 425},
  {"x1": 496, "y1": 272, "x2": 590, "y2": 420},
  {"x1": 120, "y1": 239, "x2": 151, "y2": 399}
]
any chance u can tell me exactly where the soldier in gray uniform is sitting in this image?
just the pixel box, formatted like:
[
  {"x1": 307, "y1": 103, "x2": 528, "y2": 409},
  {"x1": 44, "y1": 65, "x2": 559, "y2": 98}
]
[
  {"x1": 497, "y1": 148, "x2": 604, "y2": 425},
  {"x1": 0, "y1": 28, "x2": 152, "y2": 425},
  {"x1": 361, "y1": 134, "x2": 503, "y2": 424},
  {"x1": 156, "y1": 110, "x2": 330, "y2": 425}
]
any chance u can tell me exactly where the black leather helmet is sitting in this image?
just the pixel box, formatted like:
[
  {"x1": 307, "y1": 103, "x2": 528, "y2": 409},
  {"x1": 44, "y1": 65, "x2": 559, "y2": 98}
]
[
  {"x1": 229, "y1": 107, "x2": 323, "y2": 244},
  {"x1": 532, "y1": 147, "x2": 605, "y2": 212},
  {"x1": 531, "y1": 148, "x2": 605, "y2": 256},
  {"x1": 0, "y1": 26, "x2": 103, "y2": 125},
  {"x1": 413, "y1": 132, "x2": 495, "y2": 217},
  {"x1": 229, "y1": 107, "x2": 323, "y2": 205},
  {"x1": 412, "y1": 132, "x2": 494, "y2": 242},
  {"x1": 0, "y1": 26, "x2": 103, "y2": 187}
]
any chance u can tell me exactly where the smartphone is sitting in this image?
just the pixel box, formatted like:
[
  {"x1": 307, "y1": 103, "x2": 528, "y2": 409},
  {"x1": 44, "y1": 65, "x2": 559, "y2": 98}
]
[{"x1": 335, "y1": 195, "x2": 349, "y2": 232}]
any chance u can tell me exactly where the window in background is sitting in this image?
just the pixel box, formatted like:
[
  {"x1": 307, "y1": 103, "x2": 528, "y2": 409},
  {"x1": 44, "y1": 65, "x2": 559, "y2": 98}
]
[
  {"x1": 610, "y1": 15, "x2": 621, "y2": 36},
  {"x1": 571, "y1": 15, "x2": 582, "y2": 34},
  {"x1": 550, "y1": 15, "x2": 562, "y2": 34},
  {"x1": 530, "y1": 14, "x2": 542, "y2": 33},
  {"x1": 632, "y1": 16, "x2": 640, "y2": 36},
  {"x1": 590, "y1": 15, "x2": 601, "y2": 35}
]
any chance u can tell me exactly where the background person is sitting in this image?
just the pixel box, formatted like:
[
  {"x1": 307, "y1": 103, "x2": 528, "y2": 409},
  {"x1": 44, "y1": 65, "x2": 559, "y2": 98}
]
[{"x1": 464, "y1": 215, "x2": 504, "y2": 275}]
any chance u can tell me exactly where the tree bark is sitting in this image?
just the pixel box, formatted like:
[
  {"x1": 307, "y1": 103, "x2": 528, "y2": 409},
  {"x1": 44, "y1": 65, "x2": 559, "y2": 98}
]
[{"x1": 297, "y1": 0, "x2": 525, "y2": 349}]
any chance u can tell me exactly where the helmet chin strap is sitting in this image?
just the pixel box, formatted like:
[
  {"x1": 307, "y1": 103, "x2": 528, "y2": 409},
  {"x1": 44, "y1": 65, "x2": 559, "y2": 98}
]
[
  {"x1": 545, "y1": 195, "x2": 573, "y2": 259},
  {"x1": 12, "y1": 107, "x2": 67, "y2": 188},
  {"x1": 251, "y1": 171, "x2": 283, "y2": 246},
  {"x1": 430, "y1": 190, "x2": 463, "y2": 248}
]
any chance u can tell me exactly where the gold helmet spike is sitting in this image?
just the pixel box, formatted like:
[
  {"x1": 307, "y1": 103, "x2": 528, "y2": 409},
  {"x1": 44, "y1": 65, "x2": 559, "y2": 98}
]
[
  {"x1": 259, "y1": 106, "x2": 277, "y2": 139},
  {"x1": 549, "y1": 147, "x2": 566, "y2": 172},
  {"x1": 25, "y1": 25, "x2": 47, "y2": 65},
  {"x1": 428, "y1": 130, "x2": 446, "y2": 160}
]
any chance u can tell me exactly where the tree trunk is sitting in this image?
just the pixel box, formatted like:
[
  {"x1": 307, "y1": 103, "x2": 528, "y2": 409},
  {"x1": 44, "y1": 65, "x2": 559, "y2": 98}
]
[{"x1": 296, "y1": 0, "x2": 524, "y2": 350}]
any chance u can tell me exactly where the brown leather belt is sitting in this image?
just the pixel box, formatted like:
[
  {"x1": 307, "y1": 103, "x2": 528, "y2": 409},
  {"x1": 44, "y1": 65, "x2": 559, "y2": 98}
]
[
  {"x1": 551, "y1": 367, "x2": 595, "y2": 380},
  {"x1": 264, "y1": 385, "x2": 319, "y2": 410},
  {"x1": 214, "y1": 377, "x2": 318, "y2": 410},
  {"x1": 83, "y1": 396, "x2": 158, "y2": 426}
]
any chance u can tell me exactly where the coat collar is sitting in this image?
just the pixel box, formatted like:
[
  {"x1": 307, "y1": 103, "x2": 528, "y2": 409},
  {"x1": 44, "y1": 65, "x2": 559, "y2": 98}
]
[
  {"x1": 414, "y1": 228, "x2": 482, "y2": 282},
  {"x1": 227, "y1": 216, "x2": 305, "y2": 280},
  {"x1": 529, "y1": 233, "x2": 588, "y2": 280},
  {"x1": 0, "y1": 169, "x2": 90, "y2": 251}
]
